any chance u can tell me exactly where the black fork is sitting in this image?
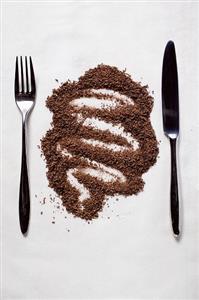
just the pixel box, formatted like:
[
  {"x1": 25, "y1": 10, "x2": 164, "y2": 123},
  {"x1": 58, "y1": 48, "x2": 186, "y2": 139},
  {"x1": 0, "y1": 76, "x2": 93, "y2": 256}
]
[{"x1": 14, "y1": 56, "x2": 36, "y2": 235}]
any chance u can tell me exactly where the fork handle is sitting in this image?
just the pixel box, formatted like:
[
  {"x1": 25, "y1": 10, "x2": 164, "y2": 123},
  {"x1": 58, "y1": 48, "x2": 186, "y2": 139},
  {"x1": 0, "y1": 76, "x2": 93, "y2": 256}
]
[
  {"x1": 19, "y1": 116, "x2": 30, "y2": 235},
  {"x1": 170, "y1": 138, "x2": 180, "y2": 237}
]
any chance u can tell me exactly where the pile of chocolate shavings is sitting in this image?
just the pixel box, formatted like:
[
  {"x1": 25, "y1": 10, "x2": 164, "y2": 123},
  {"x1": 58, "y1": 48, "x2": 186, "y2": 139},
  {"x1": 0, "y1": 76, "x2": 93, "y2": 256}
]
[{"x1": 41, "y1": 64, "x2": 159, "y2": 221}]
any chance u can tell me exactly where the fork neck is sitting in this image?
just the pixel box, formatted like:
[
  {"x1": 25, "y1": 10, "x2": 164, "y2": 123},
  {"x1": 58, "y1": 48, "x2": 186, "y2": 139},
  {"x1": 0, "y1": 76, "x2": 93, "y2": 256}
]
[{"x1": 21, "y1": 111, "x2": 28, "y2": 123}]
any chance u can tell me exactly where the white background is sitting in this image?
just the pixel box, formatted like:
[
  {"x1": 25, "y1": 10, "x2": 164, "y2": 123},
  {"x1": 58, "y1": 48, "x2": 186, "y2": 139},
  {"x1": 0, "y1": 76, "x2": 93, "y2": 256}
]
[{"x1": 1, "y1": 1, "x2": 199, "y2": 299}]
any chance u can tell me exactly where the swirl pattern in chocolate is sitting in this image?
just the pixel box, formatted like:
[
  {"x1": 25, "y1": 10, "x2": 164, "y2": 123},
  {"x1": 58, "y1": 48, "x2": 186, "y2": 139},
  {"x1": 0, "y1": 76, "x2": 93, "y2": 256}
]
[{"x1": 41, "y1": 65, "x2": 159, "y2": 220}]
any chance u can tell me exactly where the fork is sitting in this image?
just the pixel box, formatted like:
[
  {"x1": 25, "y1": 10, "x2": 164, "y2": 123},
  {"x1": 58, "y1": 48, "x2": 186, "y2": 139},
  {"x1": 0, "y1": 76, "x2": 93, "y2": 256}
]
[{"x1": 15, "y1": 56, "x2": 36, "y2": 235}]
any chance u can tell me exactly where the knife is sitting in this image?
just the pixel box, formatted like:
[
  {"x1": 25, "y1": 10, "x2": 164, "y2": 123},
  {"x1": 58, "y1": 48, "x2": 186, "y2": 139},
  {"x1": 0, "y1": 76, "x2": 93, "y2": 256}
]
[{"x1": 162, "y1": 41, "x2": 180, "y2": 237}]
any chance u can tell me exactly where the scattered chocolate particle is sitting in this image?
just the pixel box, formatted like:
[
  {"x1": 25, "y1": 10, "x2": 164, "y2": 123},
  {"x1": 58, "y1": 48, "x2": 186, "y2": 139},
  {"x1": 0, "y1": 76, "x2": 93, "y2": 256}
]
[
  {"x1": 41, "y1": 65, "x2": 158, "y2": 221},
  {"x1": 52, "y1": 221, "x2": 55, "y2": 224},
  {"x1": 40, "y1": 211, "x2": 43, "y2": 215},
  {"x1": 55, "y1": 79, "x2": 59, "y2": 82}
]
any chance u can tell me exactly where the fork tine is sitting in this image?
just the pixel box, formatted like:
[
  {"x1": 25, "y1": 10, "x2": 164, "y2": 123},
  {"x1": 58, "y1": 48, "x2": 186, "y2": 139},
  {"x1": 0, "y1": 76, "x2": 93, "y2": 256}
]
[
  {"x1": 29, "y1": 57, "x2": 36, "y2": 94},
  {"x1": 15, "y1": 57, "x2": 19, "y2": 95},
  {"x1": 25, "y1": 56, "x2": 29, "y2": 93},
  {"x1": 20, "y1": 56, "x2": 24, "y2": 93}
]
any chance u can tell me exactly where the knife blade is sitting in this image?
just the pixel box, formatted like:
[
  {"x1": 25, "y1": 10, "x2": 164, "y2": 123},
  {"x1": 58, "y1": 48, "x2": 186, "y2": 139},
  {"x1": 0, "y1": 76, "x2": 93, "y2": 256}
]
[{"x1": 162, "y1": 41, "x2": 180, "y2": 237}]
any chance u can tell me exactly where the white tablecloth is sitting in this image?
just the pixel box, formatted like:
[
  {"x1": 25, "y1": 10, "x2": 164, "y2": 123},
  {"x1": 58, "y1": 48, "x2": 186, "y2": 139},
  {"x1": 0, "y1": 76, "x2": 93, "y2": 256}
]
[{"x1": 2, "y1": 1, "x2": 199, "y2": 299}]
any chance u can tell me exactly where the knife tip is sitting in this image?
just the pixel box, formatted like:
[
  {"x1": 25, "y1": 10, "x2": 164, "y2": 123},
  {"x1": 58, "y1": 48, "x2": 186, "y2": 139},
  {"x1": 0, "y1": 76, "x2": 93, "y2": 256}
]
[{"x1": 166, "y1": 40, "x2": 175, "y2": 50}]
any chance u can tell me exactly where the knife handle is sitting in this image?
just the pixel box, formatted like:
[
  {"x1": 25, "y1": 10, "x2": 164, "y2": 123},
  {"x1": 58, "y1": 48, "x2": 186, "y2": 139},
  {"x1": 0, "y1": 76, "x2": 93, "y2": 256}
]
[{"x1": 169, "y1": 138, "x2": 180, "y2": 237}]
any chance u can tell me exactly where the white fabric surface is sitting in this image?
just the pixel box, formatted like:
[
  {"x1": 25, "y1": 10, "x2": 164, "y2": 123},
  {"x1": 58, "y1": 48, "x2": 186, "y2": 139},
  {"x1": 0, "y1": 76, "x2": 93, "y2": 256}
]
[{"x1": 2, "y1": 2, "x2": 199, "y2": 299}]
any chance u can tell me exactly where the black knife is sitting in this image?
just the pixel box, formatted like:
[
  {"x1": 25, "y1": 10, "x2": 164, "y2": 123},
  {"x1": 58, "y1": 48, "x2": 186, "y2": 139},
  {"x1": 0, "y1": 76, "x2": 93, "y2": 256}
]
[{"x1": 162, "y1": 41, "x2": 180, "y2": 237}]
